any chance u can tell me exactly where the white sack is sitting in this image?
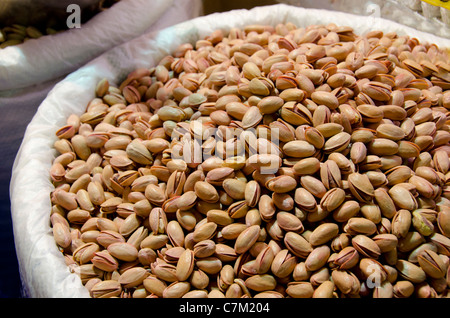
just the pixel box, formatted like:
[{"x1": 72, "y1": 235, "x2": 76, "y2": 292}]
[
  {"x1": 0, "y1": 0, "x2": 203, "y2": 92},
  {"x1": 10, "y1": 3, "x2": 450, "y2": 298}
]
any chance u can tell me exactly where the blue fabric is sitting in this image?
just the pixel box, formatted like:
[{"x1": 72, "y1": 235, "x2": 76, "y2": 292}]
[{"x1": 0, "y1": 91, "x2": 48, "y2": 298}]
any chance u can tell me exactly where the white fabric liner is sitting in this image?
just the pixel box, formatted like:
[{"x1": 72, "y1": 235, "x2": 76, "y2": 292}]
[{"x1": 10, "y1": 4, "x2": 450, "y2": 298}]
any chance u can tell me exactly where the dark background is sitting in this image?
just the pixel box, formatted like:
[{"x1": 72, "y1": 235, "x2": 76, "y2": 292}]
[{"x1": 0, "y1": 98, "x2": 31, "y2": 298}]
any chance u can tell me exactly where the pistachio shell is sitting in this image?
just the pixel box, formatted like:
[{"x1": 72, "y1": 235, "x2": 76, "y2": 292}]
[{"x1": 235, "y1": 225, "x2": 260, "y2": 254}]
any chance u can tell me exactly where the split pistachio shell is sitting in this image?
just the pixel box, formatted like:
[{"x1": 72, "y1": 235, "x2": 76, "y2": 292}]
[{"x1": 284, "y1": 231, "x2": 313, "y2": 258}]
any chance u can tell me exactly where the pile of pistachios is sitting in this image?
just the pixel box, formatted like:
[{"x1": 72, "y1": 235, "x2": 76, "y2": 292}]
[
  {"x1": 0, "y1": 24, "x2": 56, "y2": 48},
  {"x1": 49, "y1": 22, "x2": 450, "y2": 298}
]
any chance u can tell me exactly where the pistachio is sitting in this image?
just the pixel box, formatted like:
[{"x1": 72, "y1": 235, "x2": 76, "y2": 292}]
[
  {"x1": 323, "y1": 132, "x2": 351, "y2": 154},
  {"x1": 352, "y1": 235, "x2": 381, "y2": 259},
  {"x1": 305, "y1": 245, "x2": 330, "y2": 271},
  {"x1": 143, "y1": 275, "x2": 167, "y2": 297},
  {"x1": 311, "y1": 91, "x2": 339, "y2": 110},
  {"x1": 286, "y1": 282, "x2": 315, "y2": 298},
  {"x1": 376, "y1": 124, "x2": 406, "y2": 141},
  {"x1": 241, "y1": 106, "x2": 263, "y2": 129},
  {"x1": 313, "y1": 281, "x2": 335, "y2": 298},
  {"x1": 245, "y1": 274, "x2": 277, "y2": 292},
  {"x1": 372, "y1": 234, "x2": 398, "y2": 253},
  {"x1": 283, "y1": 140, "x2": 316, "y2": 158},
  {"x1": 194, "y1": 181, "x2": 219, "y2": 203},
  {"x1": 151, "y1": 260, "x2": 178, "y2": 283},
  {"x1": 118, "y1": 267, "x2": 149, "y2": 288},
  {"x1": 221, "y1": 179, "x2": 245, "y2": 201},
  {"x1": 138, "y1": 248, "x2": 157, "y2": 266},
  {"x1": 235, "y1": 225, "x2": 260, "y2": 254},
  {"x1": 320, "y1": 160, "x2": 342, "y2": 189},
  {"x1": 396, "y1": 260, "x2": 426, "y2": 283},
  {"x1": 206, "y1": 167, "x2": 235, "y2": 186},
  {"x1": 412, "y1": 211, "x2": 435, "y2": 236},
  {"x1": 90, "y1": 280, "x2": 122, "y2": 298},
  {"x1": 270, "y1": 249, "x2": 296, "y2": 278},
  {"x1": 257, "y1": 96, "x2": 284, "y2": 114},
  {"x1": 320, "y1": 188, "x2": 346, "y2": 213},
  {"x1": 309, "y1": 223, "x2": 339, "y2": 246},
  {"x1": 52, "y1": 223, "x2": 72, "y2": 249},
  {"x1": 334, "y1": 246, "x2": 360, "y2": 270},
  {"x1": 252, "y1": 246, "x2": 274, "y2": 274},
  {"x1": 389, "y1": 185, "x2": 418, "y2": 211},
  {"x1": 417, "y1": 250, "x2": 447, "y2": 279},
  {"x1": 196, "y1": 256, "x2": 222, "y2": 275},
  {"x1": 163, "y1": 281, "x2": 191, "y2": 298},
  {"x1": 96, "y1": 230, "x2": 125, "y2": 248},
  {"x1": 73, "y1": 242, "x2": 100, "y2": 265},
  {"x1": 331, "y1": 269, "x2": 360, "y2": 295},
  {"x1": 333, "y1": 200, "x2": 360, "y2": 222},
  {"x1": 245, "y1": 180, "x2": 261, "y2": 208},
  {"x1": 393, "y1": 280, "x2": 415, "y2": 298},
  {"x1": 347, "y1": 173, "x2": 374, "y2": 203},
  {"x1": 362, "y1": 81, "x2": 392, "y2": 101},
  {"x1": 176, "y1": 249, "x2": 195, "y2": 281},
  {"x1": 300, "y1": 176, "x2": 327, "y2": 199},
  {"x1": 276, "y1": 211, "x2": 303, "y2": 233},
  {"x1": 344, "y1": 217, "x2": 377, "y2": 236},
  {"x1": 265, "y1": 175, "x2": 297, "y2": 193},
  {"x1": 284, "y1": 231, "x2": 313, "y2": 258},
  {"x1": 293, "y1": 157, "x2": 320, "y2": 176},
  {"x1": 437, "y1": 209, "x2": 450, "y2": 238},
  {"x1": 167, "y1": 220, "x2": 186, "y2": 247},
  {"x1": 107, "y1": 242, "x2": 138, "y2": 262}
]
